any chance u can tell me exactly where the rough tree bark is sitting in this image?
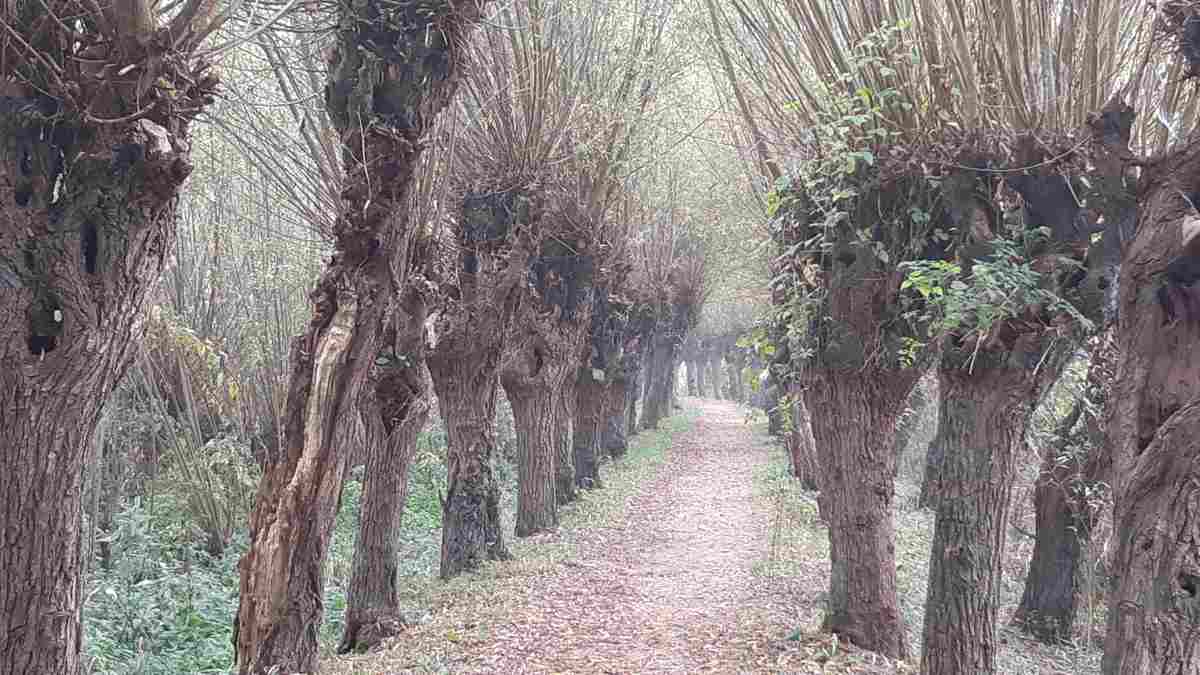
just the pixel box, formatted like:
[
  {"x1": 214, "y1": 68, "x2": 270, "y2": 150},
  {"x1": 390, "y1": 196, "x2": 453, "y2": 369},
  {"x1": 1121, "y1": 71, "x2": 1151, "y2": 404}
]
[
  {"x1": 428, "y1": 345, "x2": 513, "y2": 576},
  {"x1": 1101, "y1": 139, "x2": 1200, "y2": 674},
  {"x1": 338, "y1": 294, "x2": 433, "y2": 653},
  {"x1": 920, "y1": 335, "x2": 1071, "y2": 675},
  {"x1": 786, "y1": 383, "x2": 820, "y2": 489},
  {"x1": 600, "y1": 374, "x2": 630, "y2": 459},
  {"x1": 501, "y1": 284, "x2": 594, "y2": 536},
  {"x1": 0, "y1": 6, "x2": 217, "y2": 671},
  {"x1": 553, "y1": 384, "x2": 577, "y2": 505},
  {"x1": 574, "y1": 369, "x2": 606, "y2": 489},
  {"x1": 1014, "y1": 332, "x2": 1115, "y2": 644},
  {"x1": 804, "y1": 370, "x2": 918, "y2": 660},
  {"x1": 234, "y1": 3, "x2": 490, "y2": 671}
]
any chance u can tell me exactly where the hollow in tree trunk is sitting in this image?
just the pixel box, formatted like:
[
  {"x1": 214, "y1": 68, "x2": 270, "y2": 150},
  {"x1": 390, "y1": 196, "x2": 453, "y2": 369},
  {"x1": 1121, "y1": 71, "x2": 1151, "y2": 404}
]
[
  {"x1": 920, "y1": 335, "x2": 1071, "y2": 675},
  {"x1": 0, "y1": 23, "x2": 215, "y2": 672}
]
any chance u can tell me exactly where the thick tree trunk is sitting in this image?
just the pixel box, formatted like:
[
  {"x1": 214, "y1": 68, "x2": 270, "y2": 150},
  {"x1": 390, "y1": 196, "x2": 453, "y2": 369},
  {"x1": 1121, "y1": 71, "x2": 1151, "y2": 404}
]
[
  {"x1": 1015, "y1": 334, "x2": 1114, "y2": 644},
  {"x1": 1102, "y1": 403, "x2": 1200, "y2": 674},
  {"x1": 1, "y1": 56, "x2": 211, "y2": 673},
  {"x1": 505, "y1": 387, "x2": 560, "y2": 536},
  {"x1": 694, "y1": 357, "x2": 707, "y2": 397},
  {"x1": 574, "y1": 374, "x2": 606, "y2": 489},
  {"x1": 920, "y1": 336, "x2": 1069, "y2": 675},
  {"x1": 553, "y1": 384, "x2": 578, "y2": 505},
  {"x1": 804, "y1": 371, "x2": 916, "y2": 660},
  {"x1": 686, "y1": 359, "x2": 699, "y2": 396},
  {"x1": 338, "y1": 357, "x2": 431, "y2": 653},
  {"x1": 600, "y1": 379, "x2": 629, "y2": 459},
  {"x1": 234, "y1": 2, "x2": 488, "y2": 671},
  {"x1": 428, "y1": 350, "x2": 511, "y2": 578}
]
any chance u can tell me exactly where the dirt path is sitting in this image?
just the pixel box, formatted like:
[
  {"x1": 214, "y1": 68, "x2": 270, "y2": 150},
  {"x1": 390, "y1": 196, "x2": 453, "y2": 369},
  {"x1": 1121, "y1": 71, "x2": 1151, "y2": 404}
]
[{"x1": 459, "y1": 398, "x2": 786, "y2": 674}]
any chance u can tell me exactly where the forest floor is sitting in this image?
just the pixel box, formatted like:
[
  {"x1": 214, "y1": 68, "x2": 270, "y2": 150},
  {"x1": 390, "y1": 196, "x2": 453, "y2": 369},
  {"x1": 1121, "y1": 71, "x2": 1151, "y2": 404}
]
[{"x1": 323, "y1": 398, "x2": 1103, "y2": 675}]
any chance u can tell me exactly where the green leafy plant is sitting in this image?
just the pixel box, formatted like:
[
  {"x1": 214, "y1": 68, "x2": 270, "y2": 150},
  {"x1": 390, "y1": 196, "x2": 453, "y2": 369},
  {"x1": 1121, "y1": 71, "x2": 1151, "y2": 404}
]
[{"x1": 899, "y1": 239, "x2": 1094, "y2": 354}]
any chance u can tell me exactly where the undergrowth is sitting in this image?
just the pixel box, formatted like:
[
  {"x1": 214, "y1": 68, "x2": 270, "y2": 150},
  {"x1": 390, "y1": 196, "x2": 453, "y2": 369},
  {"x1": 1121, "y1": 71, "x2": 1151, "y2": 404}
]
[{"x1": 83, "y1": 406, "x2": 692, "y2": 675}]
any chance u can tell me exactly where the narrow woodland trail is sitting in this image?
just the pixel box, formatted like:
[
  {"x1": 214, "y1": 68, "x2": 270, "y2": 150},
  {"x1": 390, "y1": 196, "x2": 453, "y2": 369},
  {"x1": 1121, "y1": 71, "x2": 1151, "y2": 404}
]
[{"x1": 459, "y1": 398, "x2": 790, "y2": 674}]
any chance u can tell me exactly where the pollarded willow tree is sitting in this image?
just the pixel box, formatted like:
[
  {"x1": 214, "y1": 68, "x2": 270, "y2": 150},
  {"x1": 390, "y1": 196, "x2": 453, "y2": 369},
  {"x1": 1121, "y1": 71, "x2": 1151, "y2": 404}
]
[
  {"x1": 1101, "y1": 7, "x2": 1200, "y2": 670},
  {"x1": 1, "y1": 2, "x2": 221, "y2": 671},
  {"x1": 710, "y1": 1, "x2": 1176, "y2": 670},
  {"x1": 234, "y1": 0, "x2": 493, "y2": 670},
  {"x1": 428, "y1": 0, "x2": 670, "y2": 567}
]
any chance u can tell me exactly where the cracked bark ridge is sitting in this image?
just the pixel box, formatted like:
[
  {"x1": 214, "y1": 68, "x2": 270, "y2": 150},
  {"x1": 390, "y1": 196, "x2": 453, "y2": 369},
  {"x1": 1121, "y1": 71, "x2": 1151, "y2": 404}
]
[
  {"x1": 234, "y1": 2, "x2": 491, "y2": 672},
  {"x1": 1101, "y1": 115, "x2": 1200, "y2": 674}
]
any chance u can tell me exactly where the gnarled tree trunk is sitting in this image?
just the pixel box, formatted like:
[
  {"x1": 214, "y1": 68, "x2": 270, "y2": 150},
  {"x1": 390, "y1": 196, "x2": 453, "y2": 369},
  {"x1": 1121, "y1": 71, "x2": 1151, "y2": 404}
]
[
  {"x1": 600, "y1": 377, "x2": 629, "y2": 459},
  {"x1": 640, "y1": 335, "x2": 675, "y2": 429},
  {"x1": 920, "y1": 336, "x2": 1071, "y2": 675},
  {"x1": 0, "y1": 14, "x2": 215, "y2": 670},
  {"x1": 234, "y1": 3, "x2": 488, "y2": 670},
  {"x1": 1101, "y1": 141, "x2": 1200, "y2": 674},
  {"x1": 428, "y1": 346, "x2": 512, "y2": 578}
]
